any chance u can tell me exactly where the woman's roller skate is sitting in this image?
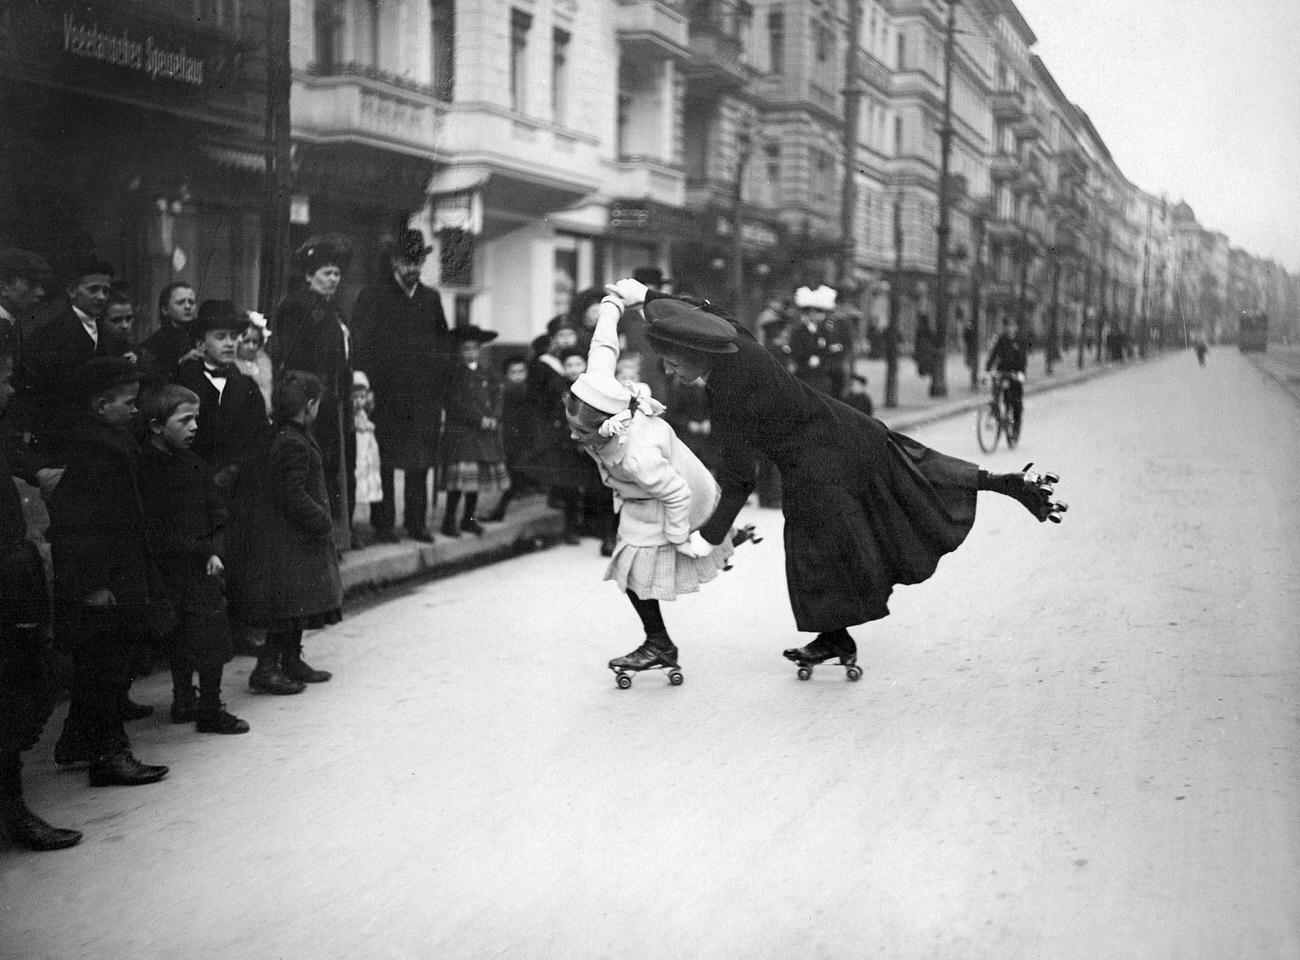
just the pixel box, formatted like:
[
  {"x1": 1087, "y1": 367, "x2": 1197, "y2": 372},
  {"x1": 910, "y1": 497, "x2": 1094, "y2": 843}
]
[
  {"x1": 783, "y1": 631, "x2": 862, "y2": 682},
  {"x1": 608, "y1": 633, "x2": 682, "y2": 689},
  {"x1": 1006, "y1": 463, "x2": 1068, "y2": 523}
]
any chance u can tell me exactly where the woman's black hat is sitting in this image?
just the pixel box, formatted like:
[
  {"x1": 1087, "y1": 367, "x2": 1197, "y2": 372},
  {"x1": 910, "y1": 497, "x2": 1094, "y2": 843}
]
[
  {"x1": 643, "y1": 298, "x2": 739, "y2": 355},
  {"x1": 295, "y1": 235, "x2": 353, "y2": 275}
]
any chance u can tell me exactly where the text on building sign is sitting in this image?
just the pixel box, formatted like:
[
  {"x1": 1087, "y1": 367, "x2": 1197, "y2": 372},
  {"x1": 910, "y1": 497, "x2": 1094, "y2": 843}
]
[{"x1": 63, "y1": 13, "x2": 204, "y2": 86}]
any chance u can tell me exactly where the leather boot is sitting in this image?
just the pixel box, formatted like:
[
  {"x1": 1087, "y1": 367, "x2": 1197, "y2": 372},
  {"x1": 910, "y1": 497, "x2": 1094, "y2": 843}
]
[
  {"x1": 195, "y1": 703, "x2": 251, "y2": 735},
  {"x1": 88, "y1": 750, "x2": 169, "y2": 787},
  {"x1": 0, "y1": 756, "x2": 82, "y2": 852},
  {"x1": 170, "y1": 684, "x2": 199, "y2": 724},
  {"x1": 248, "y1": 651, "x2": 305, "y2": 695},
  {"x1": 280, "y1": 637, "x2": 331, "y2": 684},
  {"x1": 441, "y1": 491, "x2": 462, "y2": 538}
]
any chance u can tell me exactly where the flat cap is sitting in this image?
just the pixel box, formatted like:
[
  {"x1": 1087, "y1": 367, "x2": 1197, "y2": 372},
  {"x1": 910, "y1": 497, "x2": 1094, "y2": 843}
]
[
  {"x1": 642, "y1": 298, "x2": 739, "y2": 355},
  {"x1": 71, "y1": 356, "x2": 140, "y2": 403},
  {"x1": 0, "y1": 248, "x2": 52, "y2": 285}
]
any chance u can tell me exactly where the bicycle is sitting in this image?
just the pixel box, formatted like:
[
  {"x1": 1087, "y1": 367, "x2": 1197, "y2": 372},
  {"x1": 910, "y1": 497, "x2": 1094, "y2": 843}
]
[{"x1": 976, "y1": 372, "x2": 1024, "y2": 453}]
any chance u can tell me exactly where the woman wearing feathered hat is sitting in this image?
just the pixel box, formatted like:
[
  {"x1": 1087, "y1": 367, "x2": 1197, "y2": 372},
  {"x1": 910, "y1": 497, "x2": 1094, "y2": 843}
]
[
  {"x1": 604, "y1": 276, "x2": 1067, "y2": 678},
  {"x1": 270, "y1": 235, "x2": 355, "y2": 545}
]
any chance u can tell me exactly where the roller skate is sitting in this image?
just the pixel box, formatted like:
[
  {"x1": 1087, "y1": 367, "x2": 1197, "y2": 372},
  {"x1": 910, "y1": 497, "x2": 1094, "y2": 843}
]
[
  {"x1": 608, "y1": 634, "x2": 682, "y2": 689},
  {"x1": 783, "y1": 632, "x2": 862, "y2": 682},
  {"x1": 1010, "y1": 462, "x2": 1068, "y2": 523},
  {"x1": 722, "y1": 523, "x2": 763, "y2": 571}
]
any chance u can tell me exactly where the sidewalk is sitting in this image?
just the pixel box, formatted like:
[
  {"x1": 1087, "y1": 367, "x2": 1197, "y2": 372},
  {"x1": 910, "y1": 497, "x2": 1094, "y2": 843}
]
[
  {"x1": 1242, "y1": 344, "x2": 1300, "y2": 404},
  {"x1": 336, "y1": 347, "x2": 1160, "y2": 601}
]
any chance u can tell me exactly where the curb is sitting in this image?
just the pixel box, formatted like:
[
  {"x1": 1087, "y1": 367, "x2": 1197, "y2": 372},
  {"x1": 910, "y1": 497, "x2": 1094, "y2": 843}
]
[{"x1": 340, "y1": 499, "x2": 564, "y2": 603}]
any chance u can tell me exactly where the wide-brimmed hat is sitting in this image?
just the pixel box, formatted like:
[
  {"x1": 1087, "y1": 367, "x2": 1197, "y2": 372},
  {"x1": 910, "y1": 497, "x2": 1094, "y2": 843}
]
[
  {"x1": 451, "y1": 324, "x2": 498, "y2": 345},
  {"x1": 296, "y1": 235, "x2": 353, "y2": 276},
  {"x1": 386, "y1": 229, "x2": 432, "y2": 262},
  {"x1": 631, "y1": 266, "x2": 673, "y2": 288},
  {"x1": 194, "y1": 299, "x2": 244, "y2": 337},
  {"x1": 642, "y1": 298, "x2": 739, "y2": 355}
]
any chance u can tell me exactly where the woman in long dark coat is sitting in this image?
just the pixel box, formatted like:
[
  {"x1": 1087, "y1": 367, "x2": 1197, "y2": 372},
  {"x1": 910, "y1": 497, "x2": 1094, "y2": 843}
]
[
  {"x1": 615, "y1": 279, "x2": 1066, "y2": 671},
  {"x1": 271, "y1": 237, "x2": 354, "y2": 546},
  {"x1": 227, "y1": 371, "x2": 342, "y2": 695}
]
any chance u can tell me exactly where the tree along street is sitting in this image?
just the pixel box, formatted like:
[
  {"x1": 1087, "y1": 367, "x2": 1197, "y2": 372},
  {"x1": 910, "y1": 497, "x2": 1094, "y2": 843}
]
[{"x1": 5, "y1": 348, "x2": 1298, "y2": 960}]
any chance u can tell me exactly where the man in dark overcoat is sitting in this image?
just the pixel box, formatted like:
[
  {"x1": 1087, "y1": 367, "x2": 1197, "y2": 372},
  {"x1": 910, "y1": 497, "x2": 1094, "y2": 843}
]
[
  {"x1": 0, "y1": 339, "x2": 82, "y2": 850},
  {"x1": 24, "y1": 259, "x2": 115, "y2": 458},
  {"x1": 0, "y1": 249, "x2": 61, "y2": 496},
  {"x1": 351, "y1": 230, "x2": 450, "y2": 542},
  {"x1": 173, "y1": 299, "x2": 269, "y2": 489}
]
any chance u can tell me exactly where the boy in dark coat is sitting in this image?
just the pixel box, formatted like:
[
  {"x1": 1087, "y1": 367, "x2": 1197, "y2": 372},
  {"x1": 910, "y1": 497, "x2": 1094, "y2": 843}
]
[
  {"x1": 483, "y1": 356, "x2": 537, "y2": 522},
  {"x1": 0, "y1": 342, "x2": 82, "y2": 850},
  {"x1": 137, "y1": 382, "x2": 247, "y2": 735},
  {"x1": 173, "y1": 299, "x2": 269, "y2": 491},
  {"x1": 47, "y1": 357, "x2": 172, "y2": 788}
]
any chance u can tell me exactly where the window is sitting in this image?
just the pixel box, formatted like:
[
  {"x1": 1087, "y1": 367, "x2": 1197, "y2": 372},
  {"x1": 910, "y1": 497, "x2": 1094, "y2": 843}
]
[
  {"x1": 764, "y1": 143, "x2": 780, "y2": 205},
  {"x1": 364, "y1": 0, "x2": 382, "y2": 68},
  {"x1": 195, "y1": 0, "x2": 239, "y2": 31},
  {"x1": 894, "y1": 115, "x2": 903, "y2": 155},
  {"x1": 738, "y1": 2, "x2": 754, "y2": 64},
  {"x1": 552, "y1": 28, "x2": 570, "y2": 124},
  {"x1": 616, "y1": 91, "x2": 632, "y2": 157},
  {"x1": 314, "y1": 0, "x2": 342, "y2": 70},
  {"x1": 431, "y1": 0, "x2": 455, "y2": 102},
  {"x1": 767, "y1": 9, "x2": 784, "y2": 74},
  {"x1": 815, "y1": 16, "x2": 831, "y2": 63},
  {"x1": 896, "y1": 31, "x2": 906, "y2": 69},
  {"x1": 510, "y1": 8, "x2": 532, "y2": 114}
]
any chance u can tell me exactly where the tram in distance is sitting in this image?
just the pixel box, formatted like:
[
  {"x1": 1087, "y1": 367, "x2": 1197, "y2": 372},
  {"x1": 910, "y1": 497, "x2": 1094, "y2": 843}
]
[{"x1": 1238, "y1": 311, "x2": 1269, "y2": 353}]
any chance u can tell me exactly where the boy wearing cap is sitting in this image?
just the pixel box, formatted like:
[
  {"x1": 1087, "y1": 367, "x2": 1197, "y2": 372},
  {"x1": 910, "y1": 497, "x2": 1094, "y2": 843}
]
[
  {"x1": 173, "y1": 299, "x2": 269, "y2": 490},
  {"x1": 47, "y1": 357, "x2": 172, "y2": 787}
]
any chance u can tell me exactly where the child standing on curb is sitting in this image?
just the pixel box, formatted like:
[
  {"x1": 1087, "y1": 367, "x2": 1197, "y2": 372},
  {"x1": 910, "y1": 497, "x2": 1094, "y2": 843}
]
[
  {"x1": 137, "y1": 382, "x2": 248, "y2": 734},
  {"x1": 439, "y1": 326, "x2": 508, "y2": 538},
  {"x1": 227, "y1": 371, "x2": 342, "y2": 695}
]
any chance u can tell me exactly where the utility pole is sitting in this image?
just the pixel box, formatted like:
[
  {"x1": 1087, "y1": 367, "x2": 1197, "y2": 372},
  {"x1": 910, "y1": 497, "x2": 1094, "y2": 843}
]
[
  {"x1": 885, "y1": 196, "x2": 902, "y2": 408},
  {"x1": 967, "y1": 206, "x2": 986, "y2": 391},
  {"x1": 259, "y1": 0, "x2": 293, "y2": 314},
  {"x1": 929, "y1": 0, "x2": 959, "y2": 397},
  {"x1": 731, "y1": 125, "x2": 753, "y2": 324},
  {"x1": 1077, "y1": 228, "x2": 1093, "y2": 369},
  {"x1": 1047, "y1": 245, "x2": 1061, "y2": 375},
  {"x1": 839, "y1": 0, "x2": 864, "y2": 292}
]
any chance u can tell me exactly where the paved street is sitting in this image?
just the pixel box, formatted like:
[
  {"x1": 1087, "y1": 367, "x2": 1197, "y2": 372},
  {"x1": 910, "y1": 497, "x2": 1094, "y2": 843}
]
[{"x1": 3, "y1": 347, "x2": 1297, "y2": 960}]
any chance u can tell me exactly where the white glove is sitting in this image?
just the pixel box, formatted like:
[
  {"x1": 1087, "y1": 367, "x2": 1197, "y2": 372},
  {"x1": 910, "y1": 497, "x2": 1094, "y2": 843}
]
[
  {"x1": 674, "y1": 531, "x2": 715, "y2": 559},
  {"x1": 606, "y1": 278, "x2": 648, "y2": 308}
]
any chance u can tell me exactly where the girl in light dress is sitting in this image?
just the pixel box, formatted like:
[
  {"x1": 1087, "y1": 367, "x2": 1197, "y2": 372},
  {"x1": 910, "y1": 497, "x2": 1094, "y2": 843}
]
[
  {"x1": 235, "y1": 312, "x2": 274, "y2": 413},
  {"x1": 564, "y1": 281, "x2": 752, "y2": 681}
]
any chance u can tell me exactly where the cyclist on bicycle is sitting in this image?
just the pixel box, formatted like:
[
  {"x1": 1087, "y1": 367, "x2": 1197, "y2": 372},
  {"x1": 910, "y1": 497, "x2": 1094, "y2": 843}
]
[{"x1": 985, "y1": 316, "x2": 1028, "y2": 434}]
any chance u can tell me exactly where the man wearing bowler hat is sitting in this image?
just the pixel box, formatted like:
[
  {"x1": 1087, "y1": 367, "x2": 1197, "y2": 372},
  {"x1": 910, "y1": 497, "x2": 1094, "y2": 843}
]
[{"x1": 352, "y1": 229, "x2": 452, "y2": 542}]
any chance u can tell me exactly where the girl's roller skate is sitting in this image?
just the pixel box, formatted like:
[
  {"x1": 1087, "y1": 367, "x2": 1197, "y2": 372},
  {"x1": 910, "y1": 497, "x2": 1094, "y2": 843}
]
[
  {"x1": 608, "y1": 633, "x2": 682, "y2": 689},
  {"x1": 782, "y1": 631, "x2": 862, "y2": 682}
]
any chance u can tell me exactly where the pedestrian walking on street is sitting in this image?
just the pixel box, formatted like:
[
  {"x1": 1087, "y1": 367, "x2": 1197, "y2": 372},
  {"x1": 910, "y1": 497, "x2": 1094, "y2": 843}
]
[
  {"x1": 47, "y1": 357, "x2": 174, "y2": 787},
  {"x1": 136, "y1": 382, "x2": 248, "y2": 735},
  {"x1": 612, "y1": 277, "x2": 1067, "y2": 675},
  {"x1": 271, "y1": 236, "x2": 355, "y2": 548},
  {"x1": 0, "y1": 339, "x2": 82, "y2": 850},
  {"x1": 564, "y1": 290, "x2": 741, "y2": 681},
  {"x1": 788, "y1": 285, "x2": 837, "y2": 396},
  {"x1": 350, "y1": 230, "x2": 451, "y2": 543},
  {"x1": 227, "y1": 371, "x2": 342, "y2": 696},
  {"x1": 440, "y1": 325, "x2": 508, "y2": 538}
]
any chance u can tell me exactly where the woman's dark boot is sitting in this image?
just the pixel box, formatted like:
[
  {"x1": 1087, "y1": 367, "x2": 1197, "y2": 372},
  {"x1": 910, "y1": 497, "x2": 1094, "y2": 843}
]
[
  {"x1": 441, "y1": 491, "x2": 462, "y2": 538},
  {"x1": 460, "y1": 493, "x2": 484, "y2": 536},
  {"x1": 280, "y1": 636, "x2": 331, "y2": 684},
  {"x1": 0, "y1": 754, "x2": 82, "y2": 851},
  {"x1": 783, "y1": 630, "x2": 857, "y2": 665},
  {"x1": 248, "y1": 649, "x2": 305, "y2": 695}
]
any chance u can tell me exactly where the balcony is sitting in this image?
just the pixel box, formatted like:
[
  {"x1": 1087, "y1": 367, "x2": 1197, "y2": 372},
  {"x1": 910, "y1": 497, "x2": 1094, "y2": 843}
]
[
  {"x1": 1053, "y1": 189, "x2": 1088, "y2": 222},
  {"x1": 989, "y1": 89, "x2": 1025, "y2": 122},
  {"x1": 1058, "y1": 144, "x2": 1088, "y2": 179},
  {"x1": 1014, "y1": 157, "x2": 1045, "y2": 194},
  {"x1": 606, "y1": 156, "x2": 687, "y2": 207},
  {"x1": 294, "y1": 66, "x2": 443, "y2": 157},
  {"x1": 989, "y1": 153, "x2": 1021, "y2": 183},
  {"x1": 616, "y1": 0, "x2": 691, "y2": 61},
  {"x1": 1011, "y1": 115, "x2": 1041, "y2": 141},
  {"x1": 431, "y1": 104, "x2": 604, "y2": 223},
  {"x1": 681, "y1": 17, "x2": 747, "y2": 96}
]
